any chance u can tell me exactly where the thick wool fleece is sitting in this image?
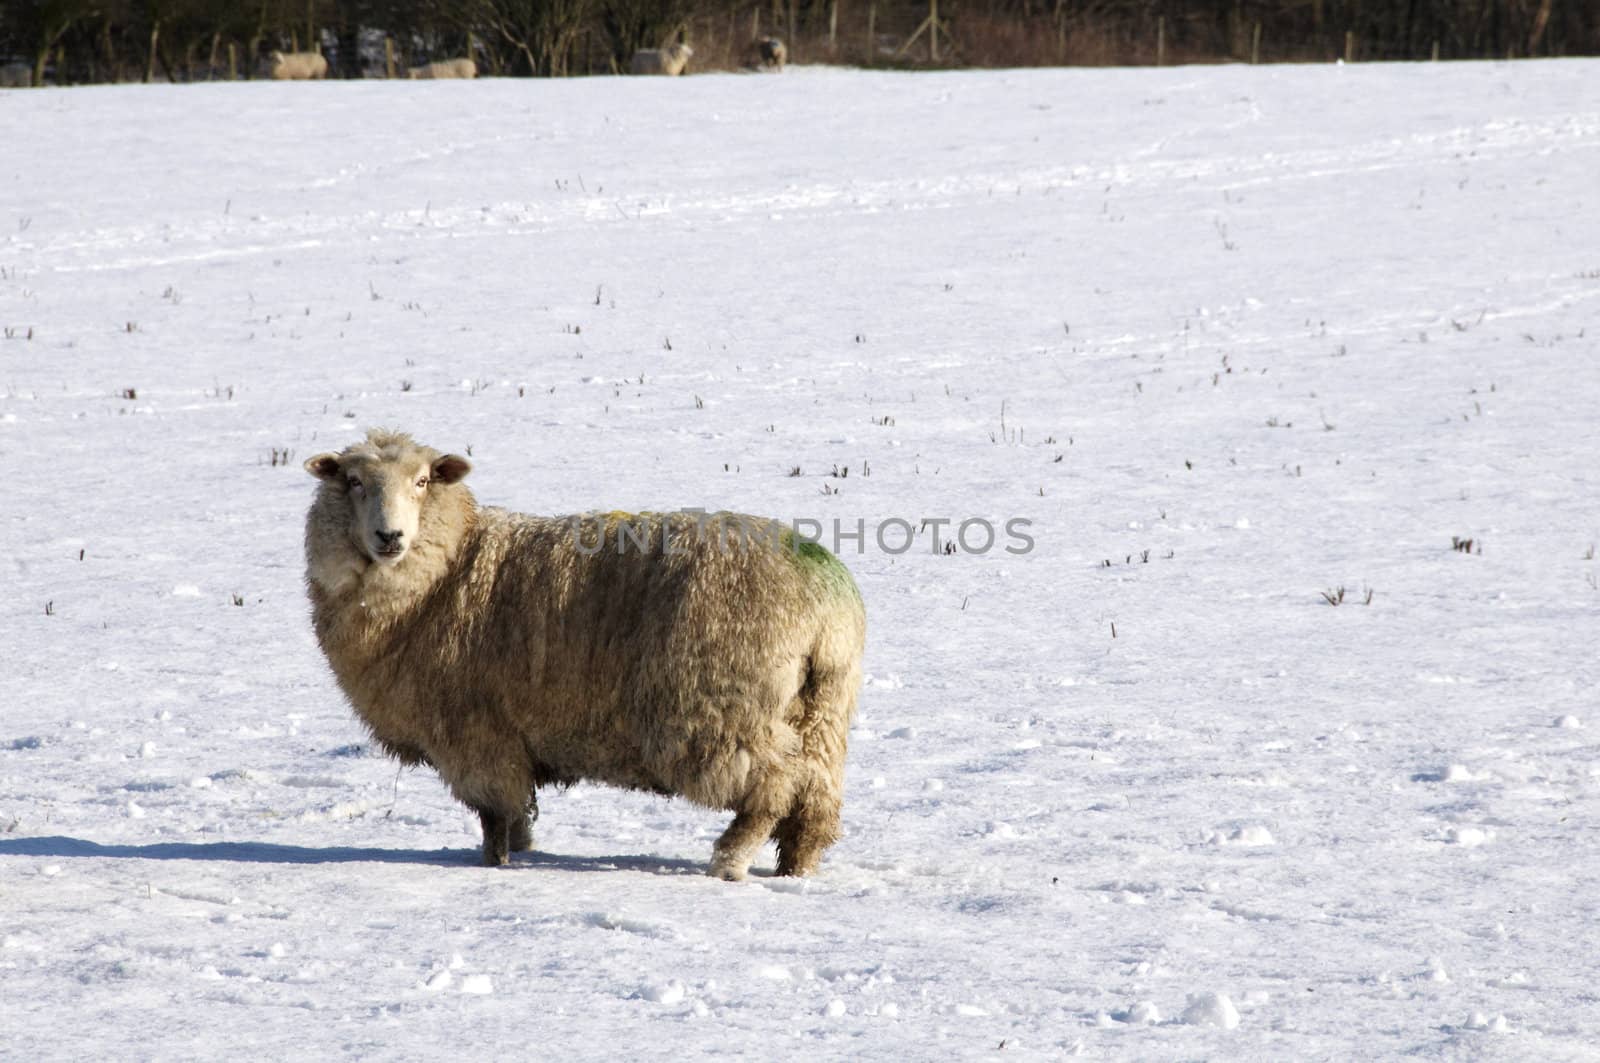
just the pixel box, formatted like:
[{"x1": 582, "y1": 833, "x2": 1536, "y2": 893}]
[{"x1": 305, "y1": 430, "x2": 865, "y2": 879}]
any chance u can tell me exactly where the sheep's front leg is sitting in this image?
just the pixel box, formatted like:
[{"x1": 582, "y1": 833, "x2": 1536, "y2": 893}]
[
  {"x1": 475, "y1": 807, "x2": 512, "y2": 867},
  {"x1": 508, "y1": 792, "x2": 539, "y2": 853}
]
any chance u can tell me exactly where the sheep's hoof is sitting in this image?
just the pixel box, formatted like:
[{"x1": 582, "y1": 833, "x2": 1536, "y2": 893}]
[
  {"x1": 774, "y1": 863, "x2": 815, "y2": 878},
  {"x1": 509, "y1": 823, "x2": 534, "y2": 853},
  {"x1": 707, "y1": 861, "x2": 748, "y2": 882},
  {"x1": 481, "y1": 845, "x2": 510, "y2": 867}
]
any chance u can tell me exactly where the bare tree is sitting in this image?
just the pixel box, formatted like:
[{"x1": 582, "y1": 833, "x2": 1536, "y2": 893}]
[{"x1": 12, "y1": 0, "x2": 102, "y2": 85}]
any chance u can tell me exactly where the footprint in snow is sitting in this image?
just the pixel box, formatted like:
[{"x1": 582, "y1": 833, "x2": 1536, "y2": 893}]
[
  {"x1": 1208, "y1": 825, "x2": 1274, "y2": 847},
  {"x1": 1462, "y1": 1011, "x2": 1511, "y2": 1033},
  {"x1": 636, "y1": 979, "x2": 686, "y2": 1005},
  {"x1": 1108, "y1": 1001, "x2": 1161, "y2": 1025},
  {"x1": 1439, "y1": 826, "x2": 1493, "y2": 847},
  {"x1": 1413, "y1": 764, "x2": 1486, "y2": 783}
]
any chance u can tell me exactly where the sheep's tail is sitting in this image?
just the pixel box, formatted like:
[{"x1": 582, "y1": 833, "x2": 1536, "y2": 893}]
[{"x1": 796, "y1": 558, "x2": 865, "y2": 777}]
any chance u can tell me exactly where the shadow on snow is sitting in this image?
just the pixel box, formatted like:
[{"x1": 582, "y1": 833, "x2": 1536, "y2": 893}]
[{"x1": 0, "y1": 835, "x2": 707, "y2": 875}]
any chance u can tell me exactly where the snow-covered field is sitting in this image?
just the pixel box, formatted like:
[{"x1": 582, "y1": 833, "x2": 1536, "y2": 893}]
[{"x1": 3, "y1": 60, "x2": 1598, "y2": 1057}]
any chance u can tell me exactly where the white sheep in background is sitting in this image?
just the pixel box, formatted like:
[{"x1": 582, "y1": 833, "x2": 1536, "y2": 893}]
[
  {"x1": 742, "y1": 37, "x2": 788, "y2": 71},
  {"x1": 303, "y1": 430, "x2": 865, "y2": 881},
  {"x1": 268, "y1": 50, "x2": 328, "y2": 80},
  {"x1": 408, "y1": 58, "x2": 477, "y2": 79},
  {"x1": 630, "y1": 42, "x2": 693, "y2": 76}
]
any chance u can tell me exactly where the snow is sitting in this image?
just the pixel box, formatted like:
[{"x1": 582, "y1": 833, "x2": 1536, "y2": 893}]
[
  {"x1": 3, "y1": 59, "x2": 1599, "y2": 1056},
  {"x1": 1181, "y1": 991, "x2": 1241, "y2": 1029}
]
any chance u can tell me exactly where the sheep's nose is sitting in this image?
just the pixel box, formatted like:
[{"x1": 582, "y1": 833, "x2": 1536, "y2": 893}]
[{"x1": 375, "y1": 529, "x2": 404, "y2": 546}]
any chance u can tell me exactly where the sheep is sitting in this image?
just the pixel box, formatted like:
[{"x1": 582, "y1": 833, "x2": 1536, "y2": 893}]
[
  {"x1": 741, "y1": 37, "x2": 788, "y2": 71},
  {"x1": 408, "y1": 58, "x2": 477, "y2": 79},
  {"x1": 268, "y1": 50, "x2": 328, "y2": 80},
  {"x1": 0, "y1": 62, "x2": 32, "y2": 89},
  {"x1": 303, "y1": 430, "x2": 866, "y2": 881},
  {"x1": 629, "y1": 42, "x2": 693, "y2": 76}
]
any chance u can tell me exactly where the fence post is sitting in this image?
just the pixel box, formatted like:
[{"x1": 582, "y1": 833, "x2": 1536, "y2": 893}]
[
  {"x1": 829, "y1": 0, "x2": 838, "y2": 53},
  {"x1": 228, "y1": 41, "x2": 237, "y2": 80},
  {"x1": 1157, "y1": 16, "x2": 1166, "y2": 66},
  {"x1": 866, "y1": 3, "x2": 875, "y2": 62},
  {"x1": 929, "y1": 0, "x2": 939, "y2": 61},
  {"x1": 1431, "y1": 39, "x2": 1439, "y2": 61},
  {"x1": 385, "y1": 37, "x2": 395, "y2": 78},
  {"x1": 1251, "y1": 21, "x2": 1261, "y2": 64},
  {"x1": 1344, "y1": 30, "x2": 1354, "y2": 62}
]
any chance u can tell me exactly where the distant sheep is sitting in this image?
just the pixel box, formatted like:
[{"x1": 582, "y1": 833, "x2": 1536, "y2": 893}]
[
  {"x1": 304, "y1": 430, "x2": 865, "y2": 880},
  {"x1": 630, "y1": 42, "x2": 693, "y2": 76},
  {"x1": 0, "y1": 62, "x2": 31, "y2": 88},
  {"x1": 268, "y1": 50, "x2": 328, "y2": 80},
  {"x1": 742, "y1": 37, "x2": 788, "y2": 71},
  {"x1": 408, "y1": 58, "x2": 477, "y2": 79}
]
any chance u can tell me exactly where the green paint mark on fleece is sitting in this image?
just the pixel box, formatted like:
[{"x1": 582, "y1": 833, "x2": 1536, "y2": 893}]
[
  {"x1": 779, "y1": 529, "x2": 859, "y2": 598},
  {"x1": 794, "y1": 539, "x2": 836, "y2": 566}
]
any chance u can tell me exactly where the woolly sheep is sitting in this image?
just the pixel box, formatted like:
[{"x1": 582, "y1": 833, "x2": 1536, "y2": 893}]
[
  {"x1": 0, "y1": 62, "x2": 32, "y2": 88},
  {"x1": 408, "y1": 58, "x2": 477, "y2": 79},
  {"x1": 742, "y1": 37, "x2": 788, "y2": 71},
  {"x1": 630, "y1": 43, "x2": 693, "y2": 76},
  {"x1": 303, "y1": 430, "x2": 866, "y2": 880},
  {"x1": 268, "y1": 50, "x2": 328, "y2": 80}
]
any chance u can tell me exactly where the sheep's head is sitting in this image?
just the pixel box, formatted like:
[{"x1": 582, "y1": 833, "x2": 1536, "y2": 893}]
[{"x1": 305, "y1": 431, "x2": 471, "y2": 570}]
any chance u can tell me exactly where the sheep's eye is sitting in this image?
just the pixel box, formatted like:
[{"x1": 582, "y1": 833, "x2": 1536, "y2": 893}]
[{"x1": 416, "y1": 477, "x2": 430, "y2": 490}]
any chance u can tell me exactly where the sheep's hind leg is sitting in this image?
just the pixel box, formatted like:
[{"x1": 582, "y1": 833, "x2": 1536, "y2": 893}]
[
  {"x1": 709, "y1": 808, "x2": 782, "y2": 881},
  {"x1": 773, "y1": 789, "x2": 841, "y2": 877},
  {"x1": 709, "y1": 771, "x2": 794, "y2": 881},
  {"x1": 772, "y1": 671, "x2": 852, "y2": 877}
]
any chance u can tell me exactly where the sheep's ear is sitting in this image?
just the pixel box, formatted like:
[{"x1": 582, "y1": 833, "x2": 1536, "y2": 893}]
[
  {"x1": 431, "y1": 454, "x2": 471, "y2": 484},
  {"x1": 305, "y1": 453, "x2": 342, "y2": 480}
]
